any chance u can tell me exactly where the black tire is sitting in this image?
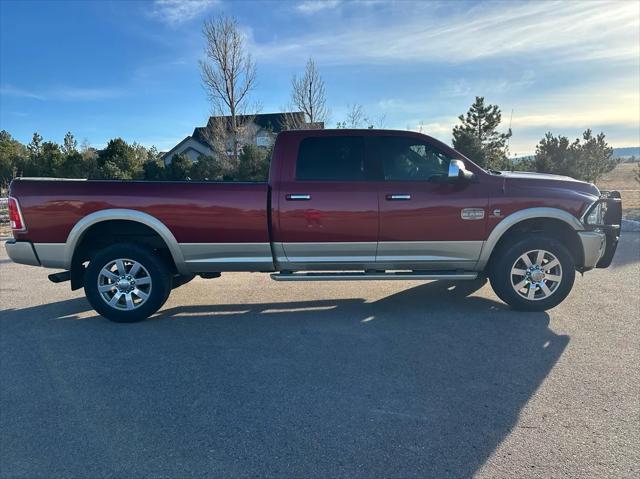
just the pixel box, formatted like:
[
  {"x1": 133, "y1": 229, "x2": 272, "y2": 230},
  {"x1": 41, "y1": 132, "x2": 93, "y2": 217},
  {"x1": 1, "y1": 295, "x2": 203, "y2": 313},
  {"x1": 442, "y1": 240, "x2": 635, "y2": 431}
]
[
  {"x1": 84, "y1": 243, "x2": 172, "y2": 322},
  {"x1": 489, "y1": 235, "x2": 575, "y2": 311}
]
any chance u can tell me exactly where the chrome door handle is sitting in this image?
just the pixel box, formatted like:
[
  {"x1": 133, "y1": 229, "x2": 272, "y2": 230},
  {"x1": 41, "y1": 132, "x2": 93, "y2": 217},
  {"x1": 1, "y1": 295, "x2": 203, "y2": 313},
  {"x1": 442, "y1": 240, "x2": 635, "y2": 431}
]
[
  {"x1": 386, "y1": 194, "x2": 411, "y2": 200},
  {"x1": 286, "y1": 194, "x2": 311, "y2": 200}
]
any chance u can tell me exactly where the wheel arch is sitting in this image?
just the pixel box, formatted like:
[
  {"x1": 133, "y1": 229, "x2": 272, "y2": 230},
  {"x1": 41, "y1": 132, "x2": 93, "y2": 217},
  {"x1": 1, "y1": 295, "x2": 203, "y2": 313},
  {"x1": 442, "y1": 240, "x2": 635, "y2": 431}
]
[
  {"x1": 65, "y1": 209, "x2": 188, "y2": 277},
  {"x1": 477, "y1": 207, "x2": 584, "y2": 271}
]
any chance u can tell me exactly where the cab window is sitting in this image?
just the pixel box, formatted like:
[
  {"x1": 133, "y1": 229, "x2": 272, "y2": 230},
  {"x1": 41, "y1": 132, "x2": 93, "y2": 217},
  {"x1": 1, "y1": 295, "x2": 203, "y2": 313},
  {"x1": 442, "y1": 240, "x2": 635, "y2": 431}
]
[
  {"x1": 374, "y1": 137, "x2": 453, "y2": 181},
  {"x1": 296, "y1": 136, "x2": 368, "y2": 181}
]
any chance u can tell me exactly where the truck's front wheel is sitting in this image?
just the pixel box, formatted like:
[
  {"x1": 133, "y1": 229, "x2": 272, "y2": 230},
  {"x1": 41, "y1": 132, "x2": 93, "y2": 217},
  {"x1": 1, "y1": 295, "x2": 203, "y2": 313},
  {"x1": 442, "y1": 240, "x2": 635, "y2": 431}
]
[
  {"x1": 84, "y1": 243, "x2": 172, "y2": 322},
  {"x1": 489, "y1": 235, "x2": 575, "y2": 311}
]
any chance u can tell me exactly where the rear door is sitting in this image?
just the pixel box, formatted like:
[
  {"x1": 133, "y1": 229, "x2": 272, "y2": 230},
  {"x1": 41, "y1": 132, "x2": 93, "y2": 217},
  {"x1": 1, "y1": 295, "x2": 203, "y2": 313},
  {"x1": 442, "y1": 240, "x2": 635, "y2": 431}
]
[
  {"x1": 372, "y1": 135, "x2": 488, "y2": 270},
  {"x1": 275, "y1": 135, "x2": 379, "y2": 267}
]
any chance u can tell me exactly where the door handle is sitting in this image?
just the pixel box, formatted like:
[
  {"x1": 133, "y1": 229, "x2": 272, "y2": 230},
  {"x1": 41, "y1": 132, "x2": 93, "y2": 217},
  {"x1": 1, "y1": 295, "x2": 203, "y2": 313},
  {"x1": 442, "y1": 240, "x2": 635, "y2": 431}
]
[
  {"x1": 386, "y1": 194, "x2": 411, "y2": 200},
  {"x1": 286, "y1": 194, "x2": 311, "y2": 200}
]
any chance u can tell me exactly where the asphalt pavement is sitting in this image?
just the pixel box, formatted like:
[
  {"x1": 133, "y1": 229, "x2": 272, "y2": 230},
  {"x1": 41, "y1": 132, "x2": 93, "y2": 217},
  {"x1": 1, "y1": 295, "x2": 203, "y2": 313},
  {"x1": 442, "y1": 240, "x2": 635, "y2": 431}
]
[{"x1": 1, "y1": 234, "x2": 638, "y2": 478}]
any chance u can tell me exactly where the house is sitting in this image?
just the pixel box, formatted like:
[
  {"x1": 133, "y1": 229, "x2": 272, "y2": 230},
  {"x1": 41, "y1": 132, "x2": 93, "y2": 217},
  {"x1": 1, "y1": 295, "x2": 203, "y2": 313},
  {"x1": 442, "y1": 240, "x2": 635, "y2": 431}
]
[{"x1": 161, "y1": 112, "x2": 317, "y2": 164}]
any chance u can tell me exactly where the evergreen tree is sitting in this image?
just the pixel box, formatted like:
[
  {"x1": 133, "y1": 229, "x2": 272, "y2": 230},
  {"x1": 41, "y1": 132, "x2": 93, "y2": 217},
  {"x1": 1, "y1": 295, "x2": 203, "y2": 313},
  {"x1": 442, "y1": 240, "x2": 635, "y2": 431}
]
[
  {"x1": 62, "y1": 131, "x2": 77, "y2": 155},
  {"x1": 27, "y1": 132, "x2": 43, "y2": 159},
  {"x1": 190, "y1": 155, "x2": 222, "y2": 181},
  {"x1": 452, "y1": 97, "x2": 512, "y2": 170},
  {"x1": 535, "y1": 133, "x2": 573, "y2": 175},
  {"x1": 59, "y1": 150, "x2": 86, "y2": 178},
  {"x1": 0, "y1": 130, "x2": 27, "y2": 184},
  {"x1": 142, "y1": 158, "x2": 166, "y2": 180},
  {"x1": 40, "y1": 141, "x2": 65, "y2": 177},
  {"x1": 238, "y1": 144, "x2": 269, "y2": 181},
  {"x1": 166, "y1": 153, "x2": 192, "y2": 180},
  {"x1": 534, "y1": 129, "x2": 617, "y2": 183},
  {"x1": 97, "y1": 138, "x2": 143, "y2": 179}
]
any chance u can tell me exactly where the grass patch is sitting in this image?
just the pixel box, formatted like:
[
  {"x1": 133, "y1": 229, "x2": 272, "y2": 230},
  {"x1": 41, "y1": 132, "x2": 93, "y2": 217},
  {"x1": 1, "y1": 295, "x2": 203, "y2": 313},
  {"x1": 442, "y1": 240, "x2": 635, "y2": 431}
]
[{"x1": 596, "y1": 162, "x2": 640, "y2": 219}]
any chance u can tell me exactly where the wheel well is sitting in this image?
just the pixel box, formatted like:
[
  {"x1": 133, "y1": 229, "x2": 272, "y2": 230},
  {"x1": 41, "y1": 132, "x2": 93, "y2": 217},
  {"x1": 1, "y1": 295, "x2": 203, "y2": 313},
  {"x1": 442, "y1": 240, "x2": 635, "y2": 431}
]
[
  {"x1": 486, "y1": 218, "x2": 584, "y2": 273},
  {"x1": 70, "y1": 220, "x2": 176, "y2": 289}
]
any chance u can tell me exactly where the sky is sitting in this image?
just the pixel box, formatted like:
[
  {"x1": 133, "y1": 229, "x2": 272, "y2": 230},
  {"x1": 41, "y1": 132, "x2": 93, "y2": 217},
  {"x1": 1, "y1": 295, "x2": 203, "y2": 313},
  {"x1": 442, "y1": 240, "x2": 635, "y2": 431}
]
[{"x1": 0, "y1": 0, "x2": 638, "y2": 156}]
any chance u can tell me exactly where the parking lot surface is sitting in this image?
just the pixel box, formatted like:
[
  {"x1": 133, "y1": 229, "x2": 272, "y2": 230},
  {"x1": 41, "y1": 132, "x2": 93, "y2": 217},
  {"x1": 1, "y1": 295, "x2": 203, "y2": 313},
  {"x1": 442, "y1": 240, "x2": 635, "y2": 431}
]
[{"x1": 1, "y1": 234, "x2": 638, "y2": 478}]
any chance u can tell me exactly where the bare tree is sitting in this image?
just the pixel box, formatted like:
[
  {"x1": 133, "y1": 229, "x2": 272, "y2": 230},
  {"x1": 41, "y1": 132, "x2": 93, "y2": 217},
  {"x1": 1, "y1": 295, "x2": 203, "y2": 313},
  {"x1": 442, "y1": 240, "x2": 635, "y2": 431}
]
[
  {"x1": 346, "y1": 104, "x2": 364, "y2": 128},
  {"x1": 285, "y1": 58, "x2": 327, "y2": 129},
  {"x1": 340, "y1": 104, "x2": 386, "y2": 129},
  {"x1": 200, "y1": 16, "x2": 257, "y2": 162}
]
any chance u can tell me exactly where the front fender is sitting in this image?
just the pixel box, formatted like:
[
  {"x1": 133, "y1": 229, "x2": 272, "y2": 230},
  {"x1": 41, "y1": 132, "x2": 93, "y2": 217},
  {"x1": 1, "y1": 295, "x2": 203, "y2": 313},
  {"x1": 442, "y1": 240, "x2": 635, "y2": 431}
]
[{"x1": 476, "y1": 207, "x2": 584, "y2": 270}]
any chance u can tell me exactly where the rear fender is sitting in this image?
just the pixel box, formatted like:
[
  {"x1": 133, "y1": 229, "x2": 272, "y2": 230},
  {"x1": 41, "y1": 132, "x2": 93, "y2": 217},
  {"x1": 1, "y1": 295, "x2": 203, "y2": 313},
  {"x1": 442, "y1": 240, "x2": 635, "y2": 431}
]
[{"x1": 65, "y1": 209, "x2": 188, "y2": 274}]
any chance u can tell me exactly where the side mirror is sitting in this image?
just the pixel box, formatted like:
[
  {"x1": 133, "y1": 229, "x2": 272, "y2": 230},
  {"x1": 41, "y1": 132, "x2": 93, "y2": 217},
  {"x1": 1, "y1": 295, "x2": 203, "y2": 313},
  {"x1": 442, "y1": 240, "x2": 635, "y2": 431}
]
[{"x1": 448, "y1": 159, "x2": 474, "y2": 180}]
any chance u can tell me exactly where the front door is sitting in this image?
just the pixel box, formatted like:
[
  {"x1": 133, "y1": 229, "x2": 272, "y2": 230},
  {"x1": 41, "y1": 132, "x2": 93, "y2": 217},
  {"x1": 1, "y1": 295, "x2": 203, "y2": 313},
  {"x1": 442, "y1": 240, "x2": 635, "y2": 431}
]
[
  {"x1": 372, "y1": 135, "x2": 488, "y2": 270},
  {"x1": 276, "y1": 135, "x2": 379, "y2": 268}
]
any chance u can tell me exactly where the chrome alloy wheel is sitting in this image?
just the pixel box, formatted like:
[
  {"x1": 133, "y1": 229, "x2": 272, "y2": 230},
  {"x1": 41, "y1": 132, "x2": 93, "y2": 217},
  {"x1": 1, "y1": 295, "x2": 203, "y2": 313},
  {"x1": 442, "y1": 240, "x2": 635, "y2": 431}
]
[
  {"x1": 510, "y1": 249, "x2": 563, "y2": 301},
  {"x1": 97, "y1": 258, "x2": 152, "y2": 310}
]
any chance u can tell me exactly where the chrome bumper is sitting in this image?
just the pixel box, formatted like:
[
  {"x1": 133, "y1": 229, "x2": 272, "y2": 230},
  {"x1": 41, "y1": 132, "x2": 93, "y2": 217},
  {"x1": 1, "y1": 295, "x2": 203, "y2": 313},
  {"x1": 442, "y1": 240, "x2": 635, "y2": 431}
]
[
  {"x1": 4, "y1": 240, "x2": 41, "y2": 266},
  {"x1": 578, "y1": 231, "x2": 606, "y2": 269}
]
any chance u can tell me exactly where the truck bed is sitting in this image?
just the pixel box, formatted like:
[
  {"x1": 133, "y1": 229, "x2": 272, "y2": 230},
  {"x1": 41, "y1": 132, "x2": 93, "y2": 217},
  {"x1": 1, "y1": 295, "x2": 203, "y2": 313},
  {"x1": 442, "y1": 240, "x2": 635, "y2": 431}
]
[
  {"x1": 11, "y1": 178, "x2": 270, "y2": 244},
  {"x1": 11, "y1": 179, "x2": 274, "y2": 272}
]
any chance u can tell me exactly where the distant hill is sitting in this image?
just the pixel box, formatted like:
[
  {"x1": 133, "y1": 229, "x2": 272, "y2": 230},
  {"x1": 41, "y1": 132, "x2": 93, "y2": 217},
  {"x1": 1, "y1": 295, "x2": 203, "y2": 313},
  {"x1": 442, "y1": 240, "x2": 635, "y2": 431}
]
[{"x1": 613, "y1": 147, "x2": 639, "y2": 159}]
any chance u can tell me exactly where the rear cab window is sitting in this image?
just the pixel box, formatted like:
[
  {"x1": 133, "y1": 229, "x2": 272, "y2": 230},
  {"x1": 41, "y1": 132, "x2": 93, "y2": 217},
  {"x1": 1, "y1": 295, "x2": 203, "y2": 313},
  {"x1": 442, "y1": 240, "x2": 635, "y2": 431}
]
[{"x1": 296, "y1": 136, "x2": 372, "y2": 181}]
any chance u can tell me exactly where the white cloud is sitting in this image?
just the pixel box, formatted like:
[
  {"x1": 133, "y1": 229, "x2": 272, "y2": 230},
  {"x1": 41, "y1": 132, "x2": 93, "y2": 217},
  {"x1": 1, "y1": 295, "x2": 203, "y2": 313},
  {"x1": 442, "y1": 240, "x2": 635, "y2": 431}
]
[
  {"x1": 440, "y1": 71, "x2": 536, "y2": 99},
  {"x1": 0, "y1": 85, "x2": 126, "y2": 101},
  {"x1": 296, "y1": 0, "x2": 341, "y2": 14},
  {"x1": 0, "y1": 85, "x2": 45, "y2": 101},
  {"x1": 253, "y1": 1, "x2": 639, "y2": 65},
  {"x1": 151, "y1": 0, "x2": 220, "y2": 26}
]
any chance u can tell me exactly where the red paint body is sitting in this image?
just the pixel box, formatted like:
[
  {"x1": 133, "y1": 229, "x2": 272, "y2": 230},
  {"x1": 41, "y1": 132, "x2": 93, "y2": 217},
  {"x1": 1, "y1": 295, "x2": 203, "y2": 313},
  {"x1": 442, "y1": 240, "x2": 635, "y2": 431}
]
[
  {"x1": 11, "y1": 181, "x2": 269, "y2": 243},
  {"x1": 10, "y1": 129, "x2": 600, "y2": 248}
]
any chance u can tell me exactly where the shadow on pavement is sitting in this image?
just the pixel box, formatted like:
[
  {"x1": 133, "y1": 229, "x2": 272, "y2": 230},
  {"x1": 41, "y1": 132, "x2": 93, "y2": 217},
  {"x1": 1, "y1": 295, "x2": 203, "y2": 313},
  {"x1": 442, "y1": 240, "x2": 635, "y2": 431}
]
[
  {"x1": 610, "y1": 231, "x2": 640, "y2": 268},
  {"x1": 0, "y1": 279, "x2": 567, "y2": 478}
]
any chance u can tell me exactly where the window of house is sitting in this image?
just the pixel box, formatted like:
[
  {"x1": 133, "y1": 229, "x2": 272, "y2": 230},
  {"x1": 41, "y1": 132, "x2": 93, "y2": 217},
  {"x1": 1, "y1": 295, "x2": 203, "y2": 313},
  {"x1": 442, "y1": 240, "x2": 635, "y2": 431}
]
[
  {"x1": 256, "y1": 135, "x2": 272, "y2": 148},
  {"x1": 296, "y1": 136, "x2": 368, "y2": 181},
  {"x1": 374, "y1": 137, "x2": 453, "y2": 181}
]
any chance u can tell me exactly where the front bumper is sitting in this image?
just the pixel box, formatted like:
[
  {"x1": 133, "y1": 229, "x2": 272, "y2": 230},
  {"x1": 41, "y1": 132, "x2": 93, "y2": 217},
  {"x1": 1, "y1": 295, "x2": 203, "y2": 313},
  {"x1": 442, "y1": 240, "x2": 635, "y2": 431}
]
[
  {"x1": 5, "y1": 240, "x2": 41, "y2": 266},
  {"x1": 580, "y1": 190, "x2": 622, "y2": 269},
  {"x1": 578, "y1": 231, "x2": 606, "y2": 269}
]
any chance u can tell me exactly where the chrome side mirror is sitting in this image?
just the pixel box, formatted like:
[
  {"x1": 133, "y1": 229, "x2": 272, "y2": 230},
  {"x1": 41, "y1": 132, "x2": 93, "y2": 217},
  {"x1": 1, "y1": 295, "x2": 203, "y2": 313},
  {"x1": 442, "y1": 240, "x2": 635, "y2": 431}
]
[{"x1": 448, "y1": 159, "x2": 474, "y2": 180}]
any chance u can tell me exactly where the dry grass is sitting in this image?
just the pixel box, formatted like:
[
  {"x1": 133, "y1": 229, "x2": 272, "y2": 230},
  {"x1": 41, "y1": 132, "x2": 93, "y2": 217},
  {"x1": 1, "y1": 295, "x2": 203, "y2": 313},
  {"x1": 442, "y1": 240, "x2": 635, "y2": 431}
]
[{"x1": 597, "y1": 162, "x2": 640, "y2": 220}]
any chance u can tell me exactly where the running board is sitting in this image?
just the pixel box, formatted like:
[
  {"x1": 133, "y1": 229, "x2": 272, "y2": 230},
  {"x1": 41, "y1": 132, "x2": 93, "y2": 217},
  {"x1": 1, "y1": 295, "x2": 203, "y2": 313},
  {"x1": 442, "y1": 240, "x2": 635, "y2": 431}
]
[{"x1": 270, "y1": 271, "x2": 478, "y2": 281}]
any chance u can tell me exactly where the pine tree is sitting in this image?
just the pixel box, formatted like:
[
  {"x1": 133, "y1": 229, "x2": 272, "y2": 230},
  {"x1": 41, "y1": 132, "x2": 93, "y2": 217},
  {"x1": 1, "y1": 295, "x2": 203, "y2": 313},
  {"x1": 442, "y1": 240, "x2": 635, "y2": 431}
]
[
  {"x1": 62, "y1": 131, "x2": 77, "y2": 155},
  {"x1": 27, "y1": 132, "x2": 43, "y2": 159},
  {"x1": 534, "y1": 129, "x2": 617, "y2": 183},
  {"x1": 452, "y1": 97, "x2": 512, "y2": 170}
]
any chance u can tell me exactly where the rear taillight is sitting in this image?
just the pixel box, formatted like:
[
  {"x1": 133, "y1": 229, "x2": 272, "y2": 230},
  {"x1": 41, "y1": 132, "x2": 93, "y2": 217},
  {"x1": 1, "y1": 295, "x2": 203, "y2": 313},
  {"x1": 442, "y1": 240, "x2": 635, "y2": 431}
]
[{"x1": 8, "y1": 197, "x2": 26, "y2": 231}]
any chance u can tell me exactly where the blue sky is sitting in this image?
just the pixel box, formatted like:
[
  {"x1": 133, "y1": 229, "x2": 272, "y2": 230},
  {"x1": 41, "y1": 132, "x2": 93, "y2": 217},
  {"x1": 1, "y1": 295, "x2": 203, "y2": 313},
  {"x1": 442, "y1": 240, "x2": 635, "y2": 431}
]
[{"x1": 1, "y1": 0, "x2": 638, "y2": 155}]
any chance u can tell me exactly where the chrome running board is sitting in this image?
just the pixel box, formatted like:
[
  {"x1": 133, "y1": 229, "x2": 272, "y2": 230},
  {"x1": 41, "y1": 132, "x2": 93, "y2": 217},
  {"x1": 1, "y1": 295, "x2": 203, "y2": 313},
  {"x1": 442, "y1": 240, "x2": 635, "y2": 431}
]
[{"x1": 270, "y1": 271, "x2": 478, "y2": 281}]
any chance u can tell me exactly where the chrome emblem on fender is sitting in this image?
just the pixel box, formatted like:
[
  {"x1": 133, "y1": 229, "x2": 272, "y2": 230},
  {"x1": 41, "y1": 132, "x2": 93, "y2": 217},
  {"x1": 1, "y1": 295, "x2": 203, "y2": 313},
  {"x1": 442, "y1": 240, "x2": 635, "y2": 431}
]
[{"x1": 461, "y1": 208, "x2": 485, "y2": 220}]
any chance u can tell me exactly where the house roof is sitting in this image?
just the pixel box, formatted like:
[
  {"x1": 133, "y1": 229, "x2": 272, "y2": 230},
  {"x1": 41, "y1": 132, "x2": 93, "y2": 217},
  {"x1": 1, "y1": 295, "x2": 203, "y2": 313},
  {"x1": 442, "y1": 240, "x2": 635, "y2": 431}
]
[
  {"x1": 160, "y1": 135, "x2": 211, "y2": 161},
  {"x1": 192, "y1": 112, "x2": 307, "y2": 147}
]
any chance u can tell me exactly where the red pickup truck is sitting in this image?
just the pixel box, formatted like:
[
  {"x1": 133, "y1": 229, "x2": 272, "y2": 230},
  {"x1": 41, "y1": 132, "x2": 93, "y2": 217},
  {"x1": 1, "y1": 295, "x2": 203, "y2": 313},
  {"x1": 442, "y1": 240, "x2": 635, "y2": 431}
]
[{"x1": 5, "y1": 129, "x2": 621, "y2": 322}]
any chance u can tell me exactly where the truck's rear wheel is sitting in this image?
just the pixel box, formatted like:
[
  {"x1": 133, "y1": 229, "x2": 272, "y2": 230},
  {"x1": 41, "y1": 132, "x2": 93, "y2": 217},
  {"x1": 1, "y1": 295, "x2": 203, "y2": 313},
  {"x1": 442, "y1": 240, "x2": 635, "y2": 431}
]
[
  {"x1": 489, "y1": 235, "x2": 575, "y2": 311},
  {"x1": 84, "y1": 243, "x2": 172, "y2": 322}
]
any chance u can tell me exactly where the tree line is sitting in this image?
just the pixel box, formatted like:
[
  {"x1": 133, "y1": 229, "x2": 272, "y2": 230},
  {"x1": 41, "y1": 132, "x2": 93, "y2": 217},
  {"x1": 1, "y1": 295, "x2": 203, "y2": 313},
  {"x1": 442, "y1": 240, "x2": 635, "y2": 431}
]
[{"x1": 0, "y1": 130, "x2": 270, "y2": 187}]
